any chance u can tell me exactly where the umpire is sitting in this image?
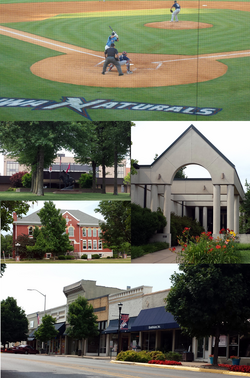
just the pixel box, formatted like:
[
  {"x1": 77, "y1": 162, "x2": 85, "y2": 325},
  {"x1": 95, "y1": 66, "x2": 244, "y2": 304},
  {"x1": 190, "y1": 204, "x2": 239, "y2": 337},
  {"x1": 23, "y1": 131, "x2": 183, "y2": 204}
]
[{"x1": 102, "y1": 43, "x2": 123, "y2": 76}]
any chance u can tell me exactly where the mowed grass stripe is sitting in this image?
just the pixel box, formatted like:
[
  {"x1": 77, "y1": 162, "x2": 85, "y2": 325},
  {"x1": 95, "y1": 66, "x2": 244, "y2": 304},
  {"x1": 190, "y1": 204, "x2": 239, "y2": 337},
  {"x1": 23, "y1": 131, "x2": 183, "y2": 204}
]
[{"x1": 4, "y1": 9, "x2": 250, "y2": 55}]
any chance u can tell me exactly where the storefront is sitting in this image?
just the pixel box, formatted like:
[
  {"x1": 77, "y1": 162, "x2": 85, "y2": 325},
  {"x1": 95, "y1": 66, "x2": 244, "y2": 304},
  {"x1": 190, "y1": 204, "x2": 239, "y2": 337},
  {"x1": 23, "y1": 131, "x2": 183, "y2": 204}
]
[{"x1": 103, "y1": 317, "x2": 138, "y2": 356}]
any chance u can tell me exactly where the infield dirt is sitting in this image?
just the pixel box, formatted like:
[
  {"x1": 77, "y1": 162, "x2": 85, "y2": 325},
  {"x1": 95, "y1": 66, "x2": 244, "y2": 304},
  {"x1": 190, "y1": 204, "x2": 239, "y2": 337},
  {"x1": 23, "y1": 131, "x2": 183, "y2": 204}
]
[{"x1": 0, "y1": 1, "x2": 250, "y2": 88}]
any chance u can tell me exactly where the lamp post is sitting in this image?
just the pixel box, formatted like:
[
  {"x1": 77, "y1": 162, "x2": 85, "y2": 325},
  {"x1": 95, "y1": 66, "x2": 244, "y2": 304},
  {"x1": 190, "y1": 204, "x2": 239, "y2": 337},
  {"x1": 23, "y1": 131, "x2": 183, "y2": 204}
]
[
  {"x1": 117, "y1": 302, "x2": 123, "y2": 354},
  {"x1": 27, "y1": 289, "x2": 46, "y2": 351}
]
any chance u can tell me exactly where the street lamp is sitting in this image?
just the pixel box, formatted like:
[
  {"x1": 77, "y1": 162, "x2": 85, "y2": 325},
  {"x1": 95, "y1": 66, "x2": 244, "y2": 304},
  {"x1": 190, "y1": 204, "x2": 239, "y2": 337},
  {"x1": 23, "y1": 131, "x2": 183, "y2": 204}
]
[
  {"x1": 117, "y1": 302, "x2": 123, "y2": 354},
  {"x1": 27, "y1": 289, "x2": 46, "y2": 350}
]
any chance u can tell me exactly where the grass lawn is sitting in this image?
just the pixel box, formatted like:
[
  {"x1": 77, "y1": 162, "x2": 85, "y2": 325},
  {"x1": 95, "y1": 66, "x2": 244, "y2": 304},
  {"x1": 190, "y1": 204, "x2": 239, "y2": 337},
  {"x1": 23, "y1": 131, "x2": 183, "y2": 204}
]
[
  {"x1": 238, "y1": 251, "x2": 250, "y2": 263},
  {"x1": 2, "y1": 258, "x2": 131, "y2": 264},
  {"x1": 0, "y1": 192, "x2": 130, "y2": 200}
]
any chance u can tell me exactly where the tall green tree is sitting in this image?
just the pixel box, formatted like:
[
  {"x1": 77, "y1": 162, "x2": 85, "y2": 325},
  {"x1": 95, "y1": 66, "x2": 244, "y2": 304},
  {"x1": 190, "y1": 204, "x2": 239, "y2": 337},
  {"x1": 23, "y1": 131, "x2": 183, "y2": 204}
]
[
  {"x1": 165, "y1": 265, "x2": 250, "y2": 365},
  {"x1": 1, "y1": 234, "x2": 13, "y2": 256},
  {"x1": 1, "y1": 297, "x2": 29, "y2": 347},
  {"x1": 34, "y1": 314, "x2": 59, "y2": 353},
  {"x1": 1, "y1": 201, "x2": 30, "y2": 232},
  {"x1": 95, "y1": 201, "x2": 131, "y2": 256},
  {"x1": 27, "y1": 201, "x2": 74, "y2": 258},
  {"x1": 66, "y1": 296, "x2": 99, "y2": 356},
  {"x1": 0, "y1": 121, "x2": 90, "y2": 196}
]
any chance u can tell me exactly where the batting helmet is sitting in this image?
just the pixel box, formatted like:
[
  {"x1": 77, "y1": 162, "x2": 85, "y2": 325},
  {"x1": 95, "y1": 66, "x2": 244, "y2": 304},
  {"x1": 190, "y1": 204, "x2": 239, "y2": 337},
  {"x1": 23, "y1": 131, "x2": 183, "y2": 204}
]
[{"x1": 122, "y1": 51, "x2": 127, "y2": 55}]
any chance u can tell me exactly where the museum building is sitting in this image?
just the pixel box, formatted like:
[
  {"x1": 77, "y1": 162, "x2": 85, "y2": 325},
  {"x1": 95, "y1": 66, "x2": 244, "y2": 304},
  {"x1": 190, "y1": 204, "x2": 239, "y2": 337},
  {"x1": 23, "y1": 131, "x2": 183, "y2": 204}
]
[
  {"x1": 12, "y1": 209, "x2": 113, "y2": 258},
  {"x1": 26, "y1": 280, "x2": 250, "y2": 364}
]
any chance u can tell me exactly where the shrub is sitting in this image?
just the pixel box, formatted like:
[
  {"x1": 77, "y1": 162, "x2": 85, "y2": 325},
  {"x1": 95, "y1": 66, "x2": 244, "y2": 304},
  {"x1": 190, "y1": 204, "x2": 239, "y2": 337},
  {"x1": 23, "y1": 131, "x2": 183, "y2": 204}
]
[
  {"x1": 116, "y1": 350, "x2": 151, "y2": 363},
  {"x1": 92, "y1": 254, "x2": 100, "y2": 259},
  {"x1": 79, "y1": 173, "x2": 93, "y2": 188},
  {"x1": 65, "y1": 255, "x2": 74, "y2": 260},
  {"x1": 149, "y1": 351, "x2": 166, "y2": 361},
  {"x1": 21, "y1": 172, "x2": 32, "y2": 188},
  {"x1": 58, "y1": 255, "x2": 66, "y2": 260},
  {"x1": 171, "y1": 213, "x2": 204, "y2": 246},
  {"x1": 81, "y1": 254, "x2": 88, "y2": 259},
  {"x1": 10, "y1": 171, "x2": 28, "y2": 188},
  {"x1": 165, "y1": 351, "x2": 182, "y2": 361},
  {"x1": 131, "y1": 204, "x2": 167, "y2": 246}
]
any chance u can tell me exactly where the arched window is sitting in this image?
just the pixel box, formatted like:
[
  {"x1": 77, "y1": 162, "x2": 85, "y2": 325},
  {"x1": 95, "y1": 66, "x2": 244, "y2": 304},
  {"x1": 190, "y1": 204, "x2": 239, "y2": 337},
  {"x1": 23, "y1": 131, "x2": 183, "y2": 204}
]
[
  {"x1": 68, "y1": 226, "x2": 74, "y2": 237},
  {"x1": 28, "y1": 227, "x2": 33, "y2": 236}
]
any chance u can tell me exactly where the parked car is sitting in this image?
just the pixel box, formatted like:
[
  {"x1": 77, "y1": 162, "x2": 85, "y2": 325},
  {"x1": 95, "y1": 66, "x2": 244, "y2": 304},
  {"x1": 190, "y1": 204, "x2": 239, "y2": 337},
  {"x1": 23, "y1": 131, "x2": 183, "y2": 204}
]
[{"x1": 13, "y1": 345, "x2": 39, "y2": 354}]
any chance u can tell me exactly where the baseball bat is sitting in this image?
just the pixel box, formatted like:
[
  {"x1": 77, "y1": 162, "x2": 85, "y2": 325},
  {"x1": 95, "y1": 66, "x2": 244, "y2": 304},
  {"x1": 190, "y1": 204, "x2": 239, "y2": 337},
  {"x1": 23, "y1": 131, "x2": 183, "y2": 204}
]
[{"x1": 109, "y1": 25, "x2": 114, "y2": 32}]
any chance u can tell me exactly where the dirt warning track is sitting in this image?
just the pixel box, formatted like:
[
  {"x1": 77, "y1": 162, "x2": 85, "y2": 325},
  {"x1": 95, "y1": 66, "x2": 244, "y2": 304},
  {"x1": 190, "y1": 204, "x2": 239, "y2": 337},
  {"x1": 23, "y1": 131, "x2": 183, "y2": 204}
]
[{"x1": 1, "y1": 1, "x2": 250, "y2": 88}]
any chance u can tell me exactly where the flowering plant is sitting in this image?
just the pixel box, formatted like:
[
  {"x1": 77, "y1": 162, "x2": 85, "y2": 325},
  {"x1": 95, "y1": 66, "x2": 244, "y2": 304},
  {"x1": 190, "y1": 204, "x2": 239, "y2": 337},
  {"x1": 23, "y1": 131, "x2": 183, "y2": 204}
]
[
  {"x1": 209, "y1": 354, "x2": 214, "y2": 357},
  {"x1": 230, "y1": 356, "x2": 240, "y2": 359},
  {"x1": 176, "y1": 228, "x2": 240, "y2": 264}
]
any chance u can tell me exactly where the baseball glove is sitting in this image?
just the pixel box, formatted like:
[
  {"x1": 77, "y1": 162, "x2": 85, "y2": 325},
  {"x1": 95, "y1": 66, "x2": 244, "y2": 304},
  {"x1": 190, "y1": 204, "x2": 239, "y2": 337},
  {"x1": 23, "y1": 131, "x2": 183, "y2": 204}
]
[{"x1": 170, "y1": 9, "x2": 173, "y2": 12}]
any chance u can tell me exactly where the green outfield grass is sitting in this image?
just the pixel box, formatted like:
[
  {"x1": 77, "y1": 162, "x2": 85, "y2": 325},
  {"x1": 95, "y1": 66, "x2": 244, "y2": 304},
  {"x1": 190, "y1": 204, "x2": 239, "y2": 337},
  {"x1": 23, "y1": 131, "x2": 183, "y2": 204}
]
[
  {"x1": 0, "y1": 191, "x2": 130, "y2": 200},
  {"x1": 1, "y1": 2, "x2": 249, "y2": 120}
]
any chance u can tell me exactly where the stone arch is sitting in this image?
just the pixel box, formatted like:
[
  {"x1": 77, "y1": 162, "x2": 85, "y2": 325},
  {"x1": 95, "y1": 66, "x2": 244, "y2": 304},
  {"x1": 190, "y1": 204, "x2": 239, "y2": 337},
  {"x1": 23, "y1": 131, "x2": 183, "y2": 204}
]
[{"x1": 131, "y1": 125, "x2": 245, "y2": 246}]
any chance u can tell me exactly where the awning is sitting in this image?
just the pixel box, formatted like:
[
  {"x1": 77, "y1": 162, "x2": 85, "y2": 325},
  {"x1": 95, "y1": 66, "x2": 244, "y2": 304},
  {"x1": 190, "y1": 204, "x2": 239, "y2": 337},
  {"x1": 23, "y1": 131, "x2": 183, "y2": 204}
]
[
  {"x1": 103, "y1": 317, "x2": 137, "y2": 334},
  {"x1": 131, "y1": 306, "x2": 179, "y2": 332},
  {"x1": 54, "y1": 322, "x2": 66, "y2": 336}
]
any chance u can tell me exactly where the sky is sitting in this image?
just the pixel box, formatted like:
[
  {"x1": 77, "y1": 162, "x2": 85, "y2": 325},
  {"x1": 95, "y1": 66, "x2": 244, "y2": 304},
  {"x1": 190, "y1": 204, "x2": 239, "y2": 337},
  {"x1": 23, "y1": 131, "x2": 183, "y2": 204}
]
[
  {"x1": 0, "y1": 264, "x2": 180, "y2": 315},
  {"x1": 132, "y1": 121, "x2": 250, "y2": 189}
]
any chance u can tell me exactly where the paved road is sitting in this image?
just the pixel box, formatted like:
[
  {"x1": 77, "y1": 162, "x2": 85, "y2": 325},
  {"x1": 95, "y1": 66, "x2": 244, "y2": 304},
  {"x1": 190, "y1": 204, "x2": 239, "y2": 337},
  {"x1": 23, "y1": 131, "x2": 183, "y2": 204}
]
[{"x1": 1, "y1": 354, "x2": 233, "y2": 378}]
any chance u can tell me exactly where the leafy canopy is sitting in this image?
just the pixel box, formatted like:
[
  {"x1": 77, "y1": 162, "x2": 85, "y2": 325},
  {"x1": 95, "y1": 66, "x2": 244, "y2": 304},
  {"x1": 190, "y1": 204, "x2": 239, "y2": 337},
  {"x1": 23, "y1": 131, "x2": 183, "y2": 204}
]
[
  {"x1": 34, "y1": 315, "x2": 59, "y2": 342},
  {"x1": 66, "y1": 296, "x2": 99, "y2": 340},
  {"x1": 1, "y1": 297, "x2": 29, "y2": 346}
]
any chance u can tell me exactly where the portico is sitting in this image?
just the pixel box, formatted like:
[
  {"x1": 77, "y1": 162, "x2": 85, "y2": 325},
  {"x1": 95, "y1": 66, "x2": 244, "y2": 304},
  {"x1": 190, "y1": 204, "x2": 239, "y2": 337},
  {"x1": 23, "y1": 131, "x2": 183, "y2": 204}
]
[{"x1": 131, "y1": 125, "x2": 245, "y2": 246}]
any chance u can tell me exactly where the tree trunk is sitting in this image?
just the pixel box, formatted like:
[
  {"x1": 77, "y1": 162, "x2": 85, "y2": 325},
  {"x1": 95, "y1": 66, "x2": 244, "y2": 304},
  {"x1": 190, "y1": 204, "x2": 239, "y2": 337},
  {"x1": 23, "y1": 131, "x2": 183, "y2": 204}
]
[
  {"x1": 37, "y1": 147, "x2": 44, "y2": 196},
  {"x1": 92, "y1": 161, "x2": 97, "y2": 193},
  {"x1": 213, "y1": 327, "x2": 220, "y2": 365},
  {"x1": 113, "y1": 146, "x2": 118, "y2": 195},
  {"x1": 102, "y1": 161, "x2": 106, "y2": 194}
]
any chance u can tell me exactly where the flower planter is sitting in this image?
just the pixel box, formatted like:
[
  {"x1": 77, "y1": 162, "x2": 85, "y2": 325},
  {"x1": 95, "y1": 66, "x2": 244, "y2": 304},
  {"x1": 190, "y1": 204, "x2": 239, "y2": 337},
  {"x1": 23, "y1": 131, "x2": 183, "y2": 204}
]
[
  {"x1": 232, "y1": 358, "x2": 241, "y2": 365},
  {"x1": 209, "y1": 357, "x2": 214, "y2": 364}
]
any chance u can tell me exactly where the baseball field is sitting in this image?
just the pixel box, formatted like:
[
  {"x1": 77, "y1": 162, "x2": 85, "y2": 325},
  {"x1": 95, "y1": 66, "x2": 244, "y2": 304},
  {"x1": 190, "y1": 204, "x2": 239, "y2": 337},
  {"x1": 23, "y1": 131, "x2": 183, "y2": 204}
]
[{"x1": 0, "y1": 0, "x2": 249, "y2": 120}]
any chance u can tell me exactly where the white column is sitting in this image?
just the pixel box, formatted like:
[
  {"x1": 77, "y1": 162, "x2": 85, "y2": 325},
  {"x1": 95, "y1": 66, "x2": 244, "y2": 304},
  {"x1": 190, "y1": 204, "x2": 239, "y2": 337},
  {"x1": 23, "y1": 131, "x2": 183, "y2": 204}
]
[
  {"x1": 195, "y1": 206, "x2": 199, "y2": 223},
  {"x1": 227, "y1": 185, "x2": 234, "y2": 231},
  {"x1": 213, "y1": 185, "x2": 221, "y2": 235},
  {"x1": 150, "y1": 184, "x2": 158, "y2": 212},
  {"x1": 163, "y1": 184, "x2": 171, "y2": 246},
  {"x1": 131, "y1": 184, "x2": 137, "y2": 204},
  {"x1": 203, "y1": 207, "x2": 208, "y2": 232},
  {"x1": 234, "y1": 195, "x2": 239, "y2": 234}
]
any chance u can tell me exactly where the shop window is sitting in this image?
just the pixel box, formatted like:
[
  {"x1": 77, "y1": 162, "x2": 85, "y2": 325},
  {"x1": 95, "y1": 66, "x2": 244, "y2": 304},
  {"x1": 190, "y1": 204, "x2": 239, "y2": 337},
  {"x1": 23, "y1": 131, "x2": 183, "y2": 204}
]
[
  {"x1": 161, "y1": 330, "x2": 173, "y2": 352},
  {"x1": 68, "y1": 226, "x2": 74, "y2": 237},
  {"x1": 82, "y1": 228, "x2": 86, "y2": 237},
  {"x1": 142, "y1": 332, "x2": 156, "y2": 351}
]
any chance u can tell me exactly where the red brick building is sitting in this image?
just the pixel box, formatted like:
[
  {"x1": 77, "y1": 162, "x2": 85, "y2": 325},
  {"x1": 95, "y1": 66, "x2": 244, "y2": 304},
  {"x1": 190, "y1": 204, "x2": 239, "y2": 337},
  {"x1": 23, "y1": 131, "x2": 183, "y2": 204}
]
[{"x1": 13, "y1": 209, "x2": 113, "y2": 258}]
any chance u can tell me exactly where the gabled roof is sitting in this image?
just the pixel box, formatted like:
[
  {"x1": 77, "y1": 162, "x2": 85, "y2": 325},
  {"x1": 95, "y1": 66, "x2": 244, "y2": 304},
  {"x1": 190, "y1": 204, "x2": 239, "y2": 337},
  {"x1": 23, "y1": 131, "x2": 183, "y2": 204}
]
[
  {"x1": 15, "y1": 209, "x2": 103, "y2": 226},
  {"x1": 150, "y1": 125, "x2": 235, "y2": 168}
]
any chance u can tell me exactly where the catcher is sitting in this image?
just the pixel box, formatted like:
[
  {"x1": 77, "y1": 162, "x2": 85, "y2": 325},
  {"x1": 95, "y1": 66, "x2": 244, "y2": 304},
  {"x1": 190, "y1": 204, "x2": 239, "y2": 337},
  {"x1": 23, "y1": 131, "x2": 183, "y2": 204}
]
[
  {"x1": 170, "y1": 0, "x2": 181, "y2": 22},
  {"x1": 105, "y1": 31, "x2": 119, "y2": 51},
  {"x1": 108, "y1": 51, "x2": 133, "y2": 74},
  {"x1": 102, "y1": 43, "x2": 123, "y2": 76}
]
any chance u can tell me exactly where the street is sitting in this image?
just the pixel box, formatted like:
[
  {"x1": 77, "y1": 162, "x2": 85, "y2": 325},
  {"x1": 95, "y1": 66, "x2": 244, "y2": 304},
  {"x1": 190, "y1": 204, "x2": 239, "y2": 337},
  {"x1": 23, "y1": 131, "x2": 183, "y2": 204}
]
[{"x1": 1, "y1": 354, "x2": 233, "y2": 378}]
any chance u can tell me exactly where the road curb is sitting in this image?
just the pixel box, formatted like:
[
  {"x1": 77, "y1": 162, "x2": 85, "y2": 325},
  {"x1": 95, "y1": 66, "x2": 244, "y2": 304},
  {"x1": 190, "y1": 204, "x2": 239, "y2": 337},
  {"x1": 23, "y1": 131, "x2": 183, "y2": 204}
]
[{"x1": 110, "y1": 360, "x2": 249, "y2": 376}]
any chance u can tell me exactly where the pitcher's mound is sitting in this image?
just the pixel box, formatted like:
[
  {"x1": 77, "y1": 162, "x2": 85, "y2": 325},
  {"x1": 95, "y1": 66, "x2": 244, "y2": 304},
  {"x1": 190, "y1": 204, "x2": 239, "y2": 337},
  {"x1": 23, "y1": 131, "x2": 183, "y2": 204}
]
[{"x1": 145, "y1": 21, "x2": 213, "y2": 30}]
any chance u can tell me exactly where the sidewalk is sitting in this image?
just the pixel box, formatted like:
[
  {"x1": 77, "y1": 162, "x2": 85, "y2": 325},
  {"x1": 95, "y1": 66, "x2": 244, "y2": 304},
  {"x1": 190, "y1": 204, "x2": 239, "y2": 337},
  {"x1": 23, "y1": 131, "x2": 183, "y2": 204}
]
[{"x1": 131, "y1": 246, "x2": 182, "y2": 264}]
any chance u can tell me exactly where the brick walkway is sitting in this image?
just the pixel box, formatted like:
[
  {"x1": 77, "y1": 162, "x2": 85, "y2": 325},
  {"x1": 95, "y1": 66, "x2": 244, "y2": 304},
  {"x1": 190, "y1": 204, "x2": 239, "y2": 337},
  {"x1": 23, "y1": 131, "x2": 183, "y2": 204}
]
[{"x1": 131, "y1": 246, "x2": 183, "y2": 264}]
